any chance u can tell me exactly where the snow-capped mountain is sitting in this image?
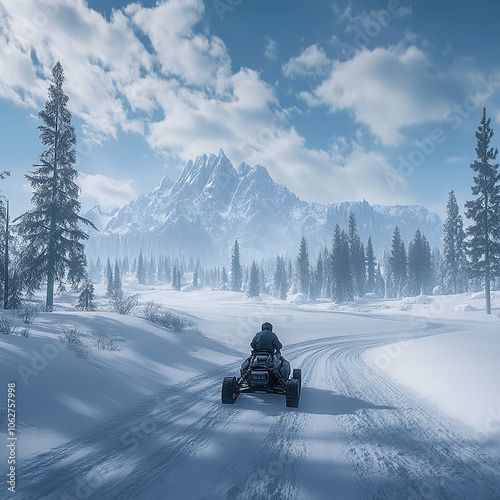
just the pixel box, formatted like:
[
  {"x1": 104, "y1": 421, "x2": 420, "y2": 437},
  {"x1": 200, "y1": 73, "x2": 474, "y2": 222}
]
[
  {"x1": 83, "y1": 205, "x2": 120, "y2": 232},
  {"x1": 84, "y1": 150, "x2": 443, "y2": 261}
]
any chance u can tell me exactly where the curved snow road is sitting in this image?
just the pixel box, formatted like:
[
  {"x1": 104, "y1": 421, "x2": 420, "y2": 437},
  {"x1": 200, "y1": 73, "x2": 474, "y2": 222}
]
[{"x1": 17, "y1": 317, "x2": 500, "y2": 500}]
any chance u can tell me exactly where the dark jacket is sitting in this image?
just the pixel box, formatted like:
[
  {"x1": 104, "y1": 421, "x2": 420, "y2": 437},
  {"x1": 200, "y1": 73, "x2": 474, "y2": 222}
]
[{"x1": 251, "y1": 329, "x2": 282, "y2": 355}]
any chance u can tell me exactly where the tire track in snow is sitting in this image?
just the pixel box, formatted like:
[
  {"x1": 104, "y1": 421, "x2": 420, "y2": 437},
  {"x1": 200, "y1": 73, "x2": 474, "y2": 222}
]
[
  {"x1": 328, "y1": 322, "x2": 500, "y2": 499},
  {"x1": 16, "y1": 316, "x2": 500, "y2": 500}
]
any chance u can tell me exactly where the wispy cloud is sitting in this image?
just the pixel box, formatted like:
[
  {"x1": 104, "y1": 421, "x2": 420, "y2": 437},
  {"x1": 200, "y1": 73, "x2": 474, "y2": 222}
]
[
  {"x1": 0, "y1": 0, "x2": 417, "y2": 205},
  {"x1": 309, "y1": 44, "x2": 451, "y2": 145},
  {"x1": 264, "y1": 37, "x2": 278, "y2": 60},
  {"x1": 79, "y1": 173, "x2": 136, "y2": 209},
  {"x1": 282, "y1": 45, "x2": 331, "y2": 78}
]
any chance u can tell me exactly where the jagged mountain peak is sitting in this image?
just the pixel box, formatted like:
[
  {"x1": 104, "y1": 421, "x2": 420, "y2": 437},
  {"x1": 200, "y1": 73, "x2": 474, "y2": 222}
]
[
  {"x1": 86, "y1": 151, "x2": 444, "y2": 262},
  {"x1": 150, "y1": 175, "x2": 174, "y2": 197}
]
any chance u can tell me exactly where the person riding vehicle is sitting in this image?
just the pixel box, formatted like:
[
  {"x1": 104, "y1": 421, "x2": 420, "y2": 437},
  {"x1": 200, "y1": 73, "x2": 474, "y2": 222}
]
[
  {"x1": 241, "y1": 322, "x2": 290, "y2": 382},
  {"x1": 250, "y1": 321, "x2": 282, "y2": 356}
]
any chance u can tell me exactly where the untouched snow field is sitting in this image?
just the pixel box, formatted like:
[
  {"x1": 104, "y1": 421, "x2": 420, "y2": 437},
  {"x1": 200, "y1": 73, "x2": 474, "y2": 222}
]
[{"x1": 1, "y1": 283, "x2": 500, "y2": 499}]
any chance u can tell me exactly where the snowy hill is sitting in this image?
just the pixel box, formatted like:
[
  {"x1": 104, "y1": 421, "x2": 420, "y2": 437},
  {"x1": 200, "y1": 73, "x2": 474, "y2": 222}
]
[{"x1": 84, "y1": 150, "x2": 443, "y2": 262}]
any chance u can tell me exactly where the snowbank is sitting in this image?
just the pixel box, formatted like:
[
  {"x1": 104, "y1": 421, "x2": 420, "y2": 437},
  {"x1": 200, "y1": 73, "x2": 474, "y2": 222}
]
[{"x1": 364, "y1": 322, "x2": 500, "y2": 445}]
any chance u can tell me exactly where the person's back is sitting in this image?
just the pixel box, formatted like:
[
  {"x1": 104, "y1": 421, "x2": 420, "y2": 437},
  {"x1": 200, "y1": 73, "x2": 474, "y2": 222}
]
[{"x1": 251, "y1": 322, "x2": 282, "y2": 355}]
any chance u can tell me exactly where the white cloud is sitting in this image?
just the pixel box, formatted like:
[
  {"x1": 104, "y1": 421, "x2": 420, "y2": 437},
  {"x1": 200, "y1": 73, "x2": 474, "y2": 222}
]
[
  {"x1": 239, "y1": 128, "x2": 409, "y2": 206},
  {"x1": 0, "y1": 0, "x2": 416, "y2": 206},
  {"x1": 282, "y1": 45, "x2": 331, "y2": 78},
  {"x1": 312, "y1": 45, "x2": 451, "y2": 145},
  {"x1": 79, "y1": 173, "x2": 136, "y2": 209},
  {"x1": 264, "y1": 37, "x2": 278, "y2": 60}
]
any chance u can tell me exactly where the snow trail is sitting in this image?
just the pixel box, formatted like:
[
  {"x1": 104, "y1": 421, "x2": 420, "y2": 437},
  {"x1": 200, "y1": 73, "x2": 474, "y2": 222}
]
[{"x1": 16, "y1": 316, "x2": 500, "y2": 499}]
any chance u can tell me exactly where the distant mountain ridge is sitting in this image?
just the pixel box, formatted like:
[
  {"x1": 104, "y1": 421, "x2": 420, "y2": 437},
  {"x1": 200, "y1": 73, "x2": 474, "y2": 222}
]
[{"x1": 84, "y1": 150, "x2": 443, "y2": 262}]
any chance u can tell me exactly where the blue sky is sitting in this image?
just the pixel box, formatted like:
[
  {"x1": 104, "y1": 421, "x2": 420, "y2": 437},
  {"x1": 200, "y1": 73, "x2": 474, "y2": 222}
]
[{"x1": 1, "y1": 0, "x2": 500, "y2": 219}]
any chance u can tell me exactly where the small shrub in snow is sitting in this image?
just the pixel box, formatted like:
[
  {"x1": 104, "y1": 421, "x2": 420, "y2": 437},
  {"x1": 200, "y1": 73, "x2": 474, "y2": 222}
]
[
  {"x1": 92, "y1": 333, "x2": 119, "y2": 351},
  {"x1": 285, "y1": 313, "x2": 295, "y2": 323},
  {"x1": 381, "y1": 304, "x2": 390, "y2": 310},
  {"x1": 0, "y1": 314, "x2": 21, "y2": 335},
  {"x1": 351, "y1": 298, "x2": 368, "y2": 312},
  {"x1": 59, "y1": 325, "x2": 88, "y2": 358},
  {"x1": 18, "y1": 303, "x2": 42, "y2": 324},
  {"x1": 399, "y1": 302, "x2": 413, "y2": 311},
  {"x1": 112, "y1": 294, "x2": 139, "y2": 315},
  {"x1": 416, "y1": 295, "x2": 433, "y2": 305},
  {"x1": 20, "y1": 327, "x2": 30, "y2": 338},
  {"x1": 143, "y1": 301, "x2": 195, "y2": 333}
]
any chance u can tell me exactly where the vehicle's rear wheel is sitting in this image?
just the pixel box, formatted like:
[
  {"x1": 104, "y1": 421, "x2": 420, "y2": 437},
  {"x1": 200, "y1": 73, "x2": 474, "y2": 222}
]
[
  {"x1": 292, "y1": 368, "x2": 302, "y2": 393},
  {"x1": 286, "y1": 379, "x2": 300, "y2": 408},
  {"x1": 221, "y1": 376, "x2": 238, "y2": 404}
]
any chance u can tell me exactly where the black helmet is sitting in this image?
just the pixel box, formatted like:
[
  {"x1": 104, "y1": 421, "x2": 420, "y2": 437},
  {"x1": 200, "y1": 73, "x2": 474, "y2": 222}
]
[{"x1": 262, "y1": 322, "x2": 273, "y2": 331}]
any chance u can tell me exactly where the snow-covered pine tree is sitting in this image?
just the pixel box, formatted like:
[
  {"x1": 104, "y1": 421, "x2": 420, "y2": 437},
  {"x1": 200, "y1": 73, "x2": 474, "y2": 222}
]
[
  {"x1": 113, "y1": 260, "x2": 123, "y2": 299},
  {"x1": 296, "y1": 236, "x2": 310, "y2": 296},
  {"x1": 122, "y1": 256, "x2": 129, "y2": 275},
  {"x1": 273, "y1": 255, "x2": 288, "y2": 300},
  {"x1": 230, "y1": 239, "x2": 242, "y2": 292},
  {"x1": 172, "y1": 264, "x2": 178, "y2": 290},
  {"x1": 330, "y1": 224, "x2": 353, "y2": 302},
  {"x1": 106, "y1": 258, "x2": 113, "y2": 297},
  {"x1": 388, "y1": 226, "x2": 407, "y2": 298},
  {"x1": 136, "y1": 252, "x2": 147, "y2": 284},
  {"x1": 157, "y1": 256, "x2": 164, "y2": 283},
  {"x1": 147, "y1": 255, "x2": 156, "y2": 285},
  {"x1": 322, "y1": 247, "x2": 330, "y2": 298},
  {"x1": 375, "y1": 264, "x2": 385, "y2": 297},
  {"x1": 176, "y1": 266, "x2": 182, "y2": 291},
  {"x1": 76, "y1": 280, "x2": 96, "y2": 311},
  {"x1": 221, "y1": 266, "x2": 228, "y2": 290},
  {"x1": 407, "y1": 229, "x2": 433, "y2": 296},
  {"x1": 348, "y1": 213, "x2": 366, "y2": 297},
  {"x1": 312, "y1": 253, "x2": 324, "y2": 299},
  {"x1": 16, "y1": 63, "x2": 96, "y2": 307},
  {"x1": 247, "y1": 261, "x2": 260, "y2": 298},
  {"x1": 366, "y1": 236, "x2": 376, "y2": 293},
  {"x1": 193, "y1": 268, "x2": 198, "y2": 289},
  {"x1": 259, "y1": 264, "x2": 266, "y2": 294},
  {"x1": 465, "y1": 108, "x2": 500, "y2": 314},
  {"x1": 443, "y1": 190, "x2": 468, "y2": 294}
]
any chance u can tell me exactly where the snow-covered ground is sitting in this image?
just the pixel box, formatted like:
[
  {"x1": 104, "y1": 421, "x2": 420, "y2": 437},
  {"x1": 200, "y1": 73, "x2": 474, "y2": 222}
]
[{"x1": 1, "y1": 281, "x2": 500, "y2": 499}]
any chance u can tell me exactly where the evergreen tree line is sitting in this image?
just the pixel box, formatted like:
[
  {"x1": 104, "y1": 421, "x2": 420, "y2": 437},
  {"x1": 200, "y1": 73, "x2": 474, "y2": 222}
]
[{"x1": 1, "y1": 63, "x2": 498, "y2": 314}]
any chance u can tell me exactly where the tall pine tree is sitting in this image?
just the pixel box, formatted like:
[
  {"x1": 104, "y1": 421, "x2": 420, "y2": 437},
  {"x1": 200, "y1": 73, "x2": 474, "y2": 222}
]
[
  {"x1": 348, "y1": 213, "x2": 366, "y2": 297},
  {"x1": 465, "y1": 108, "x2": 500, "y2": 314},
  {"x1": 136, "y1": 251, "x2": 147, "y2": 284},
  {"x1": 407, "y1": 229, "x2": 433, "y2": 296},
  {"x1": 247, "y1": 261, "x2": 260, "y2": 298},
  {"x1": 296, "y1": 236, "x2": 310, "y2": 296},
  {"x1": 330, "y1": 224, "x2": 353, "y2": 302},
  {"x1": 388, "y1": 226, "x2": 407, "y2": 298},
  {"x1": 230, "y1": 239, "x2": 242, "y2": 291},
  {"x1": 443, "y1": 190, "x2": 468, "y2": 294},
  {"x1": 17, "y1": 63, "x2": 95, "y2": 307},
  {"x1": 365, "y1": 236, "x2": 376, "y2": 293},
  {"x1": 273, "y1": 255, "x2": 288, "y2": 300}
]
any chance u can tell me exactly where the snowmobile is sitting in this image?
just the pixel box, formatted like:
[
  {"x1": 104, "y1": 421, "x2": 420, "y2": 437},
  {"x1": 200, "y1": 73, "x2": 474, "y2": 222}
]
[{"x1": 221, "y1": 351, "x2": 301, "y2": 407}]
